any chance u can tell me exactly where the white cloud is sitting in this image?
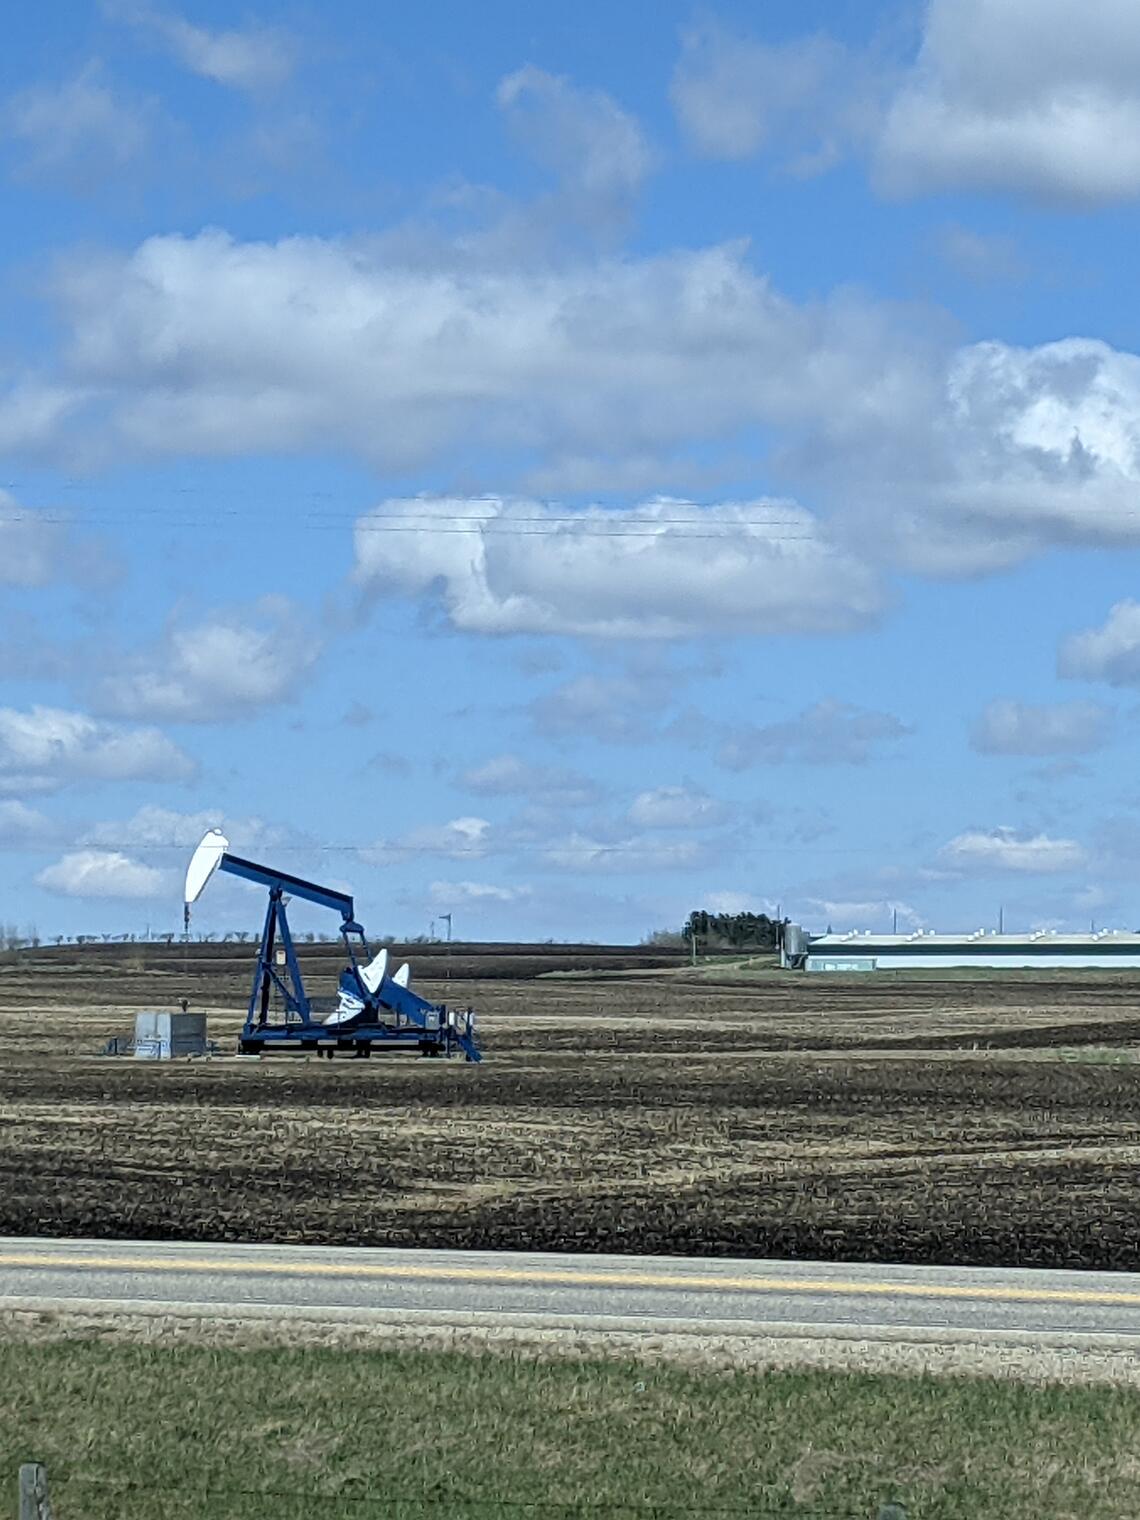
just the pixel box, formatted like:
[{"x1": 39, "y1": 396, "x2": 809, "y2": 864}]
[
  {"x1": 718, "y1": 700, "x2": 910, "y2": 769},
  {"x1": 35, "y1": 848, "x2": 168, "y2": 899},
  {"x1": 105, "y1": 2, "x2": 293, "y2": 91},
  {"x1": 940, "y1": 826, "x2": 1087, "y2": 875},
  {"x1": 542, "y1": 831, "x2": 707, "y2": 874},
  {"x1": 94, "y1": 597, "x2": 319, "y2": 722},
  {"x1": 935, "y1": 224, "x2": 1027, "y2": 283},
  {"x1": 0, "y1": 491, "x2": 66, "y2": 587},
  {"x1": 529, "y1": 673, "x2": 673, "y2": 745},
  {"x1": 6, "y1": 63, "x2": 147, "y2": 179},
  {"x1": 1059, "y1": 601, "x2": 1140, "y2": 686},
  {"x1": 11, "y1": 226, "x2": 1140, "y2": 586},
  {"x1": 427, "y1": 880, "x2": 531, "y2": 908},
  {"x1": 7, "y1": 230, "x2": 931, "y2": 478},
  {"x1": 355, "y1": 496, "x2": 883, "y2": 638},
  {"x1": 81, "y1": 804, "x2": 278, "y2": 852},
  {"x1": 459, "y1": 754, "x2": 604, "y2": 808},
  {"x1": 627, "y1": 784, "x2": 728, "y2": 830},
  {"x1": 877, "y1": 337, "x2": 1140, "y2": 576},
  {"x1": 364, "y1": 817, "x2": 491, "y2": 866},
  {"x1": 0, "y1": 801, "x2": 55, "y2": 847},
  {"x1": 876, "y1": 0, "x2": 1140, "y2": 204},
  {"x1": 971, "y1": 699, "x2": 1113, "y2": 755},
  {"x1": 0, "y1": 384, "x2": 87, "y2": 457},
  {"x1": 497, "y1": 65, "x2": 653, "y2": 200},
  {"x1": 805, "y1": 897, "x2": 924, "y2": 931},
  {"x1": 671, "y1": 23, "x2": 882, "y2": 172},
  {"x1": 0, "y1": 706, "x2": 194, "y2": 792},
  {"x1": 702, "y1": 891, "x2": 780, "y2": 917}
]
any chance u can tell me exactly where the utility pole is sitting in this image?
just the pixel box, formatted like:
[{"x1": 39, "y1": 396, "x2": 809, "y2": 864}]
[
  {"x1": 440, "y1": 912, "x2": 452, "y2": 983},
  {"x1": 998, "y1": 905, "x2": 1004, "y2": 934}
]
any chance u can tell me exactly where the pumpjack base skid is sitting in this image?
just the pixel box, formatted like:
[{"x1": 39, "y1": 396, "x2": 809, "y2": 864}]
[{"x1": 239, "y1": 1021, "x2": 480, "y2": 1060}]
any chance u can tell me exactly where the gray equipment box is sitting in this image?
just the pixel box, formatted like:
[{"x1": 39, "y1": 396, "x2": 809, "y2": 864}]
[{"x1": 133, "y1": 1010, "x2": 208, "y2": 1060}]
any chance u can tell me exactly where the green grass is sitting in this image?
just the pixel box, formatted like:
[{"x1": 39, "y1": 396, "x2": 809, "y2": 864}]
[
  {"x1": 4, "y1": 1340, "x2": 1140, "y2": 1518},
  {"x1": 1048, "y1": 1045, "x2": 1140, "y2": 1065}
]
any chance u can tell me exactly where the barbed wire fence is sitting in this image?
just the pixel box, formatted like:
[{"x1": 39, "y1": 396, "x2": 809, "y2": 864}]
[{"x1": 18, "y1": 1465, "x2": 912, "y2": 1519}]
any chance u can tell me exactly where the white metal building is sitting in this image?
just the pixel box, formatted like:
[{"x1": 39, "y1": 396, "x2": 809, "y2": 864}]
[{"x1": 792, "y1": 929, "x2": 1140, "y2": 972}]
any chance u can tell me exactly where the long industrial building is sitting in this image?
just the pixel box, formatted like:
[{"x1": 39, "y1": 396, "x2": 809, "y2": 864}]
[{"x1": 783, "y1": 928, "x2": 1140, "y2": 972}]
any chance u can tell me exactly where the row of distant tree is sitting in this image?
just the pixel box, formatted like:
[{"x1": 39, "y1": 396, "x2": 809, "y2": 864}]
[
  {"x1": 5, "y1": 916, "x2": 784, "y2": 954},
  {"x1": 0, "y1": 928, "x2": 454, "y2": 950},
  {"x1": 0, "y1": 925, "x2": 39, "y2": 950},
  {"x1": 682, "y1": 910, "x2": 781, "y2": 952}
]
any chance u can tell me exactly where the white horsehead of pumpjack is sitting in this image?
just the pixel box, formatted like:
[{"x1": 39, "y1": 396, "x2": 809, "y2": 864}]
[{"x1": 183, "y1": 828, "x2": 230, "y2": 932}]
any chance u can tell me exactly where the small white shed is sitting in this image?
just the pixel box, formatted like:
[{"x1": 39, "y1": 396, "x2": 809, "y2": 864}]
[{"x1": 133, "y1": 1010, "x2": 208, "y2": 1059}]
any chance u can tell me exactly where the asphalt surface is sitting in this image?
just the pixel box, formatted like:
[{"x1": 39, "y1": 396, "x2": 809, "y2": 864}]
[{"x1": 4, "y1": 1238, "x2": 1140, "y2": 1349}]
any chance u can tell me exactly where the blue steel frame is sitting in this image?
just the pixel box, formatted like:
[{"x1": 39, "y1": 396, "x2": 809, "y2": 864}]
[{"x1": 218, "y1": 851, "x2": 480, "y2": 1061}]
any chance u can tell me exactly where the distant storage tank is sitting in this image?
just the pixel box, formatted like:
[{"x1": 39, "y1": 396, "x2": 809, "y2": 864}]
[
  {"x1": 133, "y1": 1010, "x2": 208, "y2": 1060},
  {"x1": 782, "y1": 922, "x2": 808, "y2": 968}
]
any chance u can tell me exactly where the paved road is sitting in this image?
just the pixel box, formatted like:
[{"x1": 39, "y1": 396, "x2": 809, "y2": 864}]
[{"x1": 3, "y1": 1237, "x2": 1140, "y2": 1349}]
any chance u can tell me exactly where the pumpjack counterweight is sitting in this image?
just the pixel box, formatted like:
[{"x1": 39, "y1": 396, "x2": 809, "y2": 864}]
[{"x1": 183, "y1": 830, "x2": 481, "y2": 1061}]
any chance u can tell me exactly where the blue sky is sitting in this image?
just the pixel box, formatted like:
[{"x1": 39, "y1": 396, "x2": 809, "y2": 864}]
[{"x1": 5, "y1": 0, "x2": 1140, "y2": 942}]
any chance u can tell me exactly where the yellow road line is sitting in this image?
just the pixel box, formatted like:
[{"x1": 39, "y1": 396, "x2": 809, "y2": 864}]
[{"x1": 2, "y1": 1252, "x2": 1140, "y2": 1307}]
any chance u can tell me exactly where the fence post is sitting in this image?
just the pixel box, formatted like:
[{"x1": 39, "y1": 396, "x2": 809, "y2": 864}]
[{"x1": 18, "y1": 1464, "x2": 52, "y2": 1520}]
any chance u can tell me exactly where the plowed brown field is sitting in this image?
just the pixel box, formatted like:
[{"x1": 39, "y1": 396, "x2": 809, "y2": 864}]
[{"x1": 3, "y1": 941, "x2": 1140, "y2": 1267}]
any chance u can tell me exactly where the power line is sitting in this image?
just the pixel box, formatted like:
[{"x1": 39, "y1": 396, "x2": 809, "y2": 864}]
[
  {"x1": 0, "y1": 511, "x2": 829, "y2": 543},
  {"x1": 0, "y1": 839, "x2": 884, "y2": 857}
]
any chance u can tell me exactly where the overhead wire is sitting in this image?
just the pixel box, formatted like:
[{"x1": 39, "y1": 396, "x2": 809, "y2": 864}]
[{"x1": 0, "y1": 509, "x2": 828, "y2": 542}]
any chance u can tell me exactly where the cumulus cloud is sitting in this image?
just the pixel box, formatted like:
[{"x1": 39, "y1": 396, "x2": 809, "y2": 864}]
[
  {"x1": 627, "y1": 784, "x2": 728, "y2": 830},
  {"x1": 459, "y1": 754, "x2": 604, "y2": 808},
  {"x1": 104, "y1": 2, "x2": 293, "y2": 91},
  {"x1": 805, "y1": 897, "x2": 924, "y2": 931},
  {"x1": 673, "y1": 4, "x2": 1140, "y2": 206},
  {"x1": 1059, "y1": 601, "x2": 1140, "y2": 686},
  {"x1": 0, "y1": 492, "x2": 115, "y2": 595},
  {"x1": 529, "y1": 673, "x2": 674, "y2": 745},
  {"x1": 427, "y1": 880, "x2": 531, "y2": 908},
  {"x1": 363, "y1": 817, "x2": 491, "y2": 867},
  {"x1": 0, "y1": 801, "x2": 55, "y2": 847},
  {"x1": 0, "y1": 491, "x2": 67, "y2": 587},
  {"x1": 9, "y1": 226, "x2": 1140, "y2": 584},
  {"x1": 876, "y1": 0, "x2": 1140, "y2": 204},
  {"x1": 940, "y1": 826, "x2": 1087, "y2": 875},
  {"x1": 717, "y1": 700, "x2": 910, "y2": 769},
  {"x1": 93, "y1": 597, "x2": 319, "y2": 722},
  {"x1": 0, "y1": 706, "x2": 194, "y2": 793},
  {"x1": 671, "y1": 23, "x2": 883, "y2": 172},
  {"x1": 702, "y1": 891, "x2": 780, "y2": 917},
  {"x1": 3, "y1": 230, "x2": 931, "y2": 477},
  {"x1": 81, "y1": 804, "x2": 281, "y2": 852},
  {"x1": 880, "y1": 337, "x2": 1140, "y2": 576},
  {"x1": 935, "y1": 224, "x2": 1027, "y2": 283},
  {"x1": 497, "y1": 65, "x2": 653, "y2": 201},
  {"x1": 970, "y1": 699, "x2": 1113, "y2": 755},
  {"x1": 355, "y1": 497, "x2": 883, "y2": 638},
  {"x1": 6, "y1": 63, "x2": 148, "y2": 180},
  {"x1": 35, "y1": 848, "x2": 168, "y2": 899},
  {"x1": 541, "y1": 831, "x2": 708, "y2": 874}
]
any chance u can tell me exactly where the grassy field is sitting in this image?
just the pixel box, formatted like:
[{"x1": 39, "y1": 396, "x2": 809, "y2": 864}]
[
  {"x1": 5, "y1": 1338, "x2": 1140, "y2": 1518},
  {"x1": 4, "y1": 940, "x2": 1140, "y2": 1267}
]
